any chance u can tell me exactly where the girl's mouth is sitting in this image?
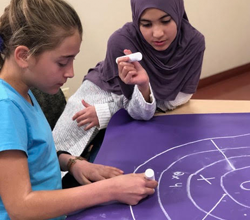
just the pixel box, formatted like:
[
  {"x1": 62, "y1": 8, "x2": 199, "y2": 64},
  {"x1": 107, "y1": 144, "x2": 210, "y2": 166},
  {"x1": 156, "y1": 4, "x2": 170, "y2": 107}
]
[{"x1": 153, "y1": 41, "x2": 166, "y2": 46}]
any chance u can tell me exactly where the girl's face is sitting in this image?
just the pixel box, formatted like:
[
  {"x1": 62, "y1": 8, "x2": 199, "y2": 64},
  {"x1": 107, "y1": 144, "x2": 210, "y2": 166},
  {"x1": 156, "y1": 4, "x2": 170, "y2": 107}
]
[
  {"x1": 27, "y1": 30, "x2": 81, "y2": 94},
  {"x1": 139, "y1": 8, "x2": 177, "y2": 51}
]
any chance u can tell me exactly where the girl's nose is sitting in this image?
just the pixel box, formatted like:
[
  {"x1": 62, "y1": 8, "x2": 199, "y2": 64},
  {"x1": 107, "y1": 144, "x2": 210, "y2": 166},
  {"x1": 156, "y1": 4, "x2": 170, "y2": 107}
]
[
  {"x1": 65, "y1": 65, "x2": 74, "y2": 79},
  {"x1": 153, "y1": 26, "x2": 164, "y2": 38}
]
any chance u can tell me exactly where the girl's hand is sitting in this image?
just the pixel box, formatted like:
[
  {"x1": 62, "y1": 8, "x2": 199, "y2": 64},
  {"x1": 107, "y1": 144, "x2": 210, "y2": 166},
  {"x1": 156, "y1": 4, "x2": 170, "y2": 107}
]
[
  {"x1": 71, "y1": 160, "x2": 124, "y2": 185},
  {"x1": 72, "y1": 99, "x2": 99, "y2": 130},
  {"x1": 117, "y1": 49, "x2": 151, "y2": 102},
  {"x1": 117, "y1": 49, "x2": 149, "y2": 88},
  {"x1": 111, "y1": 173, "x2": 158, "y2": 205}
]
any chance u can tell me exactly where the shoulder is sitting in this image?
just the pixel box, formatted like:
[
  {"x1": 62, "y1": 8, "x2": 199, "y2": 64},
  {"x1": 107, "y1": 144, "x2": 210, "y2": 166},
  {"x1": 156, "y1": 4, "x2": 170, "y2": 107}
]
[
  {"x1": 107, "y1": 22, "x2": 135, "y2": 46},
  {"x1": 0, "y1": 98, "x2": 27, "y2": 152},
  {"x1": 106, "y1": 22, "x2": 139, "y2": 56},
  {"x1": 192, "y1": 27, "x2": 205, "y2": 47},
  {"x1": 0, "y1": 82, "x2": 20, "y2": 112},
  {"x1": 182, "y1": 22, "x2": 206, "y2": 53},
  {"x1": 194, "y1": 29, "x2": 205, "y2": 46},
  {"x1": 0, "y1": 95, "x2": 27, "y2": 128}
]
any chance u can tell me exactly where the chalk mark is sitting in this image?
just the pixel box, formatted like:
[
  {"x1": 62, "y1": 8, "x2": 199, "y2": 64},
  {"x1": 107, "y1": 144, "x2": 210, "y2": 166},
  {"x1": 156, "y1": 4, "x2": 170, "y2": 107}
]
[
  {"x1": 210, "y1": 139, "x2": 236, "y2": 170},
  {"x1": 197, "y1": 174, "x2": 215, "y2": 185},
  {"x1": 202, "y1": 194, "x2": 227, "y2": 220}
]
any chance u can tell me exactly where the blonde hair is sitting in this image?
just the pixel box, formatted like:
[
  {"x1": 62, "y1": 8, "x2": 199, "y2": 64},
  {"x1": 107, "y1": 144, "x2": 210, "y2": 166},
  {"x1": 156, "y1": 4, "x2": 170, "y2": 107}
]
[{"x1": 0, "y1": 0, "x2": 82, "y2": 68}]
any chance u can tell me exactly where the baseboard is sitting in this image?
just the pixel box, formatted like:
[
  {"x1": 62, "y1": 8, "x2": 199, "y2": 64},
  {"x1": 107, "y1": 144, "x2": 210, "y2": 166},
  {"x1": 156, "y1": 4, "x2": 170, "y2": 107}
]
[{"x1": 197, "y1": 63, "x2": 250, "y2": 89}]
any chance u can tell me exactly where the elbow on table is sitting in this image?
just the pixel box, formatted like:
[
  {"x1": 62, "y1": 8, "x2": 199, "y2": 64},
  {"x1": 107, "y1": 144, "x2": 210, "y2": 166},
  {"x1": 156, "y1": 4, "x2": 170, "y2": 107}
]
[{"x1": 131, "y1": 112, "x2": 155, "y2": 121}]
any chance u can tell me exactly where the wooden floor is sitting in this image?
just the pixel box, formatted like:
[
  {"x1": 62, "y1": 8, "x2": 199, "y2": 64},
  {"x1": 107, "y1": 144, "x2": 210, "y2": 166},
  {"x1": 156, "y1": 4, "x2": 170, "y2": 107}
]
[{"x1": 192, "y1": 71, "x2": 250, "y2": 100}]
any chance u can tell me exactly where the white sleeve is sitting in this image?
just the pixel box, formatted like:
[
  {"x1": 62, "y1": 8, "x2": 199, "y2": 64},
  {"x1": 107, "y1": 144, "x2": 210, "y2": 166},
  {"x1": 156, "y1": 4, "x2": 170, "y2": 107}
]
[
  {"x1": 94, "y1": 103, "x2": 112, "y2": 129},
  {"x1": 164, "y1": 92, "x2": 192, "y2": 110},
  {"x1": 124, "y1": 84, "x2": 156, "y2": 120},
  {"x1": 95, "y1": 83, "x2": 157, "y2": 128},
  {"x1": 94, "y1": 99, "x2": 124, "y2": 129}
]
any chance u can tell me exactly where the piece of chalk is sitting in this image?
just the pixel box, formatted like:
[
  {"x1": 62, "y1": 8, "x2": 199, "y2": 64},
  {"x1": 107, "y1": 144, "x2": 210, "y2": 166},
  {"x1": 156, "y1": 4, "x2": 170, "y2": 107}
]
[
  {"x1": 115, "y1": 52, "x2": 142, "y2": 64},
  {"x1": 145, "y1": 168, "x2": 155, "y2": 180}
]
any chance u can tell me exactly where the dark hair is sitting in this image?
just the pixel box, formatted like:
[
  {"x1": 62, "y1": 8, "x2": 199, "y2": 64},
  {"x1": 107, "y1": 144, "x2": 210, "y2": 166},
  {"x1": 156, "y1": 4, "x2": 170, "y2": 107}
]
[{"x1": 0, "y1": 0, "x2": 83, "y2": 69}]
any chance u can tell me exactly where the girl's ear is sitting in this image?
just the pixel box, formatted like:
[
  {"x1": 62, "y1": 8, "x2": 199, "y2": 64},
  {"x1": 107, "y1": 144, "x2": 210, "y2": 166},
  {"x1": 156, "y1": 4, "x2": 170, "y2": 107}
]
[{"x1": 14, "y1": 46, "x2": 30, "y2": 68}]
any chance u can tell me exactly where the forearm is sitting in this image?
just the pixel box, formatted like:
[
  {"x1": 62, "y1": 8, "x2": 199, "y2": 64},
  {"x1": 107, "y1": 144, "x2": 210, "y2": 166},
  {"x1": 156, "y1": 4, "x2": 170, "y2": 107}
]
[
  {"x1": 137, "y1": 82, "x2": 151, "y2": 103},
  {"x1": 3, "y1": 152, "x2": 116, "y2": 220},
  {"x1": 10, "y1": 180, "x2": 115, "y2": 220}
]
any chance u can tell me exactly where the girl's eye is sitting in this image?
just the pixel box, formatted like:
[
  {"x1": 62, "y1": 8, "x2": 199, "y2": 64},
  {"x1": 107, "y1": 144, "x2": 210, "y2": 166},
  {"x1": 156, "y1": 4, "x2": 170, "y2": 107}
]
[
  {"x1": 140, "y1": 22, "x2": 152, "y2": 28},
  {"x1": 162, "y1": 19, "x2": 171, "y2": 24},
  {"x1": 58, "y1": 63, "x2": 67, "y2": 67},
  {"x1": 57, "y1": 57, "x2": 75, "y2": 67}
]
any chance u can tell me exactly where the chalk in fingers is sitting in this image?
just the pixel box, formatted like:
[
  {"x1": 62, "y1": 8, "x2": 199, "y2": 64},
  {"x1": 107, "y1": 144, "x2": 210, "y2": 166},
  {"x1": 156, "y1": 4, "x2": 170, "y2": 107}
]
[
  {"x1": 116, "y1": 52, "x2": 142, "y2": 64},
  {"x1": 145, "y1": 168, "x2": 155, "y2": 181}
]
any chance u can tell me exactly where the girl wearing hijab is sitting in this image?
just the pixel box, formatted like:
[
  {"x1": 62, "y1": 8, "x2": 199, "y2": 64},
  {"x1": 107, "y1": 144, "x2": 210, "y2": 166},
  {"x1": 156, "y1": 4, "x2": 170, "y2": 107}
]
[{"x1": 53, "y1": 0, "x2": 205, "y2": 186}]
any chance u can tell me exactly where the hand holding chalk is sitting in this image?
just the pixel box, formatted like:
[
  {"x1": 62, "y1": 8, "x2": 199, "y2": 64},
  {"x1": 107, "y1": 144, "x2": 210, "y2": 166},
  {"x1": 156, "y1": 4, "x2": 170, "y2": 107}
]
[
  {"x1": 116, "y1": 52, "x2": 142, "y2": 64},
  {"x1": 145, "y1": 168, "x2": 155, "y2": 181}
]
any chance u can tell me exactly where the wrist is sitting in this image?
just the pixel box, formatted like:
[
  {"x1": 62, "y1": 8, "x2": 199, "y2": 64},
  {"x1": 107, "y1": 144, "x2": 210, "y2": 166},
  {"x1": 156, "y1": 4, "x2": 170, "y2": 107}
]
[
  {"x1": 137, "y1": 83, "x2": 150, "y2": 102},
  {"x1": 137, "y1": 79, "x2": 149, "y2": 91},
  {"x1": 67, "y1": 156, "x2": 86, "y2": 173}
]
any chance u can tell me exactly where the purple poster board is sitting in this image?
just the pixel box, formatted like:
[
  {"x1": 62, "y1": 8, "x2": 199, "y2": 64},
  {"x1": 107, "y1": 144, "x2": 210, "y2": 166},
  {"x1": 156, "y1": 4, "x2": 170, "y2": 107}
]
[{"x1": 67, "y1": 109, "x2": 250, "y2": 220}]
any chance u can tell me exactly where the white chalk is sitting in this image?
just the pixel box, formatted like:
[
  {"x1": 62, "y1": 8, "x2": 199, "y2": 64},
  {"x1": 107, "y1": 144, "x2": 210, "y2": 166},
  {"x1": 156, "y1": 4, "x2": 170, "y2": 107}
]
[
  {"x1": 145, "y1": 168, "x2": 155, "y2": 180},
  {"x1": 116, "y1": 52, "x2": 142, "y2": 64}
]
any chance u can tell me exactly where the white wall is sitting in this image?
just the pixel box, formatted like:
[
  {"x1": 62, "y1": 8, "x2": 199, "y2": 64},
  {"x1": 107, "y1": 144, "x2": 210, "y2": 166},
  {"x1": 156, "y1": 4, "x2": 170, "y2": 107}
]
[
  {"x1": 65, "y1": 0, "x2": 133, "y2": 97},
  {"x1": 185, "y1": 0, "x2": 250, "y2": 80},
  {"x1": 1, "y1": 1, "x2": 250, "y2": 97}
]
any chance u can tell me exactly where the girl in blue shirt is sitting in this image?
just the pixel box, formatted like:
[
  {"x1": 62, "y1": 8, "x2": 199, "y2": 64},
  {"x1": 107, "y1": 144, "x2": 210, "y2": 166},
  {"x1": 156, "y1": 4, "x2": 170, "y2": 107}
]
[{"x1": 0, "y1": 0, "x2": 157, "y2": 219}]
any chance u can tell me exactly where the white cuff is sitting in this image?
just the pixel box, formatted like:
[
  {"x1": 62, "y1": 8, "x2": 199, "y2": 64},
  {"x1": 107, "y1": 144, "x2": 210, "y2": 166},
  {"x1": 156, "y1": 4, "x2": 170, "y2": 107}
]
[
  {"x1": 130, "y1": 84, "x2": 156, "y2": 120},
  {"x1": 134, "y1": 83, "x2": 155, "y2": 106},
  {"x1": 94, "y1": 103, "x2": 112, "y2": 130}
]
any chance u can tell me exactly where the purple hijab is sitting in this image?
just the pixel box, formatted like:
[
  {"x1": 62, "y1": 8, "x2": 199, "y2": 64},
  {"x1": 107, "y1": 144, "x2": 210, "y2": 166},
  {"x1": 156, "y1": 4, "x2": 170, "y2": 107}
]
[{"x1": 85, "y1": 0, "x2": 205, "y2": 101}]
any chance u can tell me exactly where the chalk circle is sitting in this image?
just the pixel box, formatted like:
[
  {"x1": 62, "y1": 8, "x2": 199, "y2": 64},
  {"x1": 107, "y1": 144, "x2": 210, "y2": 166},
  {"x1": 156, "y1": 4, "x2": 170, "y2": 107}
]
[
  {"x1": 221, "y1": 166, "x2": 250, "y2": 208},
  {"x1": 240, "y1": 181, "x2": 250, "y2": 191},
  {"x1": 130, "y1": 134, "x2": 250, "y2": 220}
]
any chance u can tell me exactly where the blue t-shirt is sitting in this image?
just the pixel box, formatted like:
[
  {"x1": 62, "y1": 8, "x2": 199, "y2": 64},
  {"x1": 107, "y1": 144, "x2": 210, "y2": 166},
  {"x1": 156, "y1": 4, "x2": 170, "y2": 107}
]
[{"x1": 0, "y1": 79, "x2": 64, "y2": 220}]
